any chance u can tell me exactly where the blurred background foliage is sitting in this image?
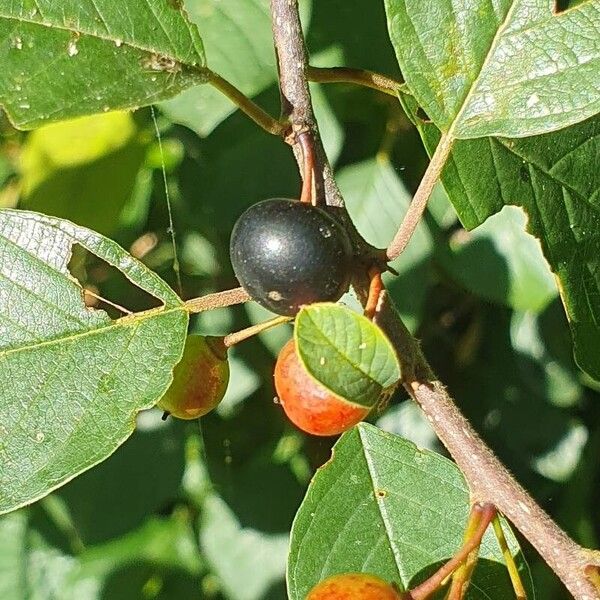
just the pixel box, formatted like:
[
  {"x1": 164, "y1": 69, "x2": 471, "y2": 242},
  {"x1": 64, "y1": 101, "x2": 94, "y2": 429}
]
[{"x1": 0, "y1": 0, "x2": 598, "y2": 598}]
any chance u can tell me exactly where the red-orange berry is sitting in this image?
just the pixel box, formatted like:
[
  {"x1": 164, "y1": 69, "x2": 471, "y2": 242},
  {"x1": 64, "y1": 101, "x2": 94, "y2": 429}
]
[
  {"x1": 307, "y1": 573, "x2": 402, "y2": 600},
  {"x1": 274, "y1": 339, "x2": 371, "y2": 436}
]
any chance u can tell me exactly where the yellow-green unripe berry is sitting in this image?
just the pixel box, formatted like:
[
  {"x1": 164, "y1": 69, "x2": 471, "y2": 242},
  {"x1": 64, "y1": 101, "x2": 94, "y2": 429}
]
[{"x1": 159, "y1": 335, "x2": 229, "y2": 420}]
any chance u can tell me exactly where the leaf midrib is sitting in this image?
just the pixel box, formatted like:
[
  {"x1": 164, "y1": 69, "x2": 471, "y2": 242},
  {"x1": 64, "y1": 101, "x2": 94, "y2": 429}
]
[
  {"x1": 358, "y1": 425, "x2": 406, "y2": 586},
  {"x1": 0, "y1": 304, "x2": 182, "y2": 359},
  {"x1": 300, "y1": 311, "x2": 387, "y2": 397},
  {"x1": 445, "y1": 0, "x2": 519, "y2": 139}
]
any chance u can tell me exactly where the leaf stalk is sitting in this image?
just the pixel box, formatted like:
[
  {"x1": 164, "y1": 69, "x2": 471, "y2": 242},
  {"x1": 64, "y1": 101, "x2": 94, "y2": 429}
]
[
  {"x1": 307, "y1": 65, "x2": 409, "y2": 97},
  {"x1": 386, "y1": 132, "x2": 453, "y2": 260},
  {"x1": 223, "y1": 315, "x2": 292, "y2": 348},
  {"x1": 184, "y1": 287, "x2": 250, "y2": 313},
  {"x1": 205, "y1": 69, "x2": 288, "y2": 136}
]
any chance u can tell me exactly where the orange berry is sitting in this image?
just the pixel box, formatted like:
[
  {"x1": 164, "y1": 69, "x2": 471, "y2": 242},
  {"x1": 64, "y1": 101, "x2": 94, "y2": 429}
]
[
  {"x1": 158, "y1": 335, "x2": 229, "y2": 420},
  {"x1": 274, "y1": 339, "x2": 370, "y2": 436},
  {"x1": 307, "y1": 573, "x2": 402, "y2": 600}
]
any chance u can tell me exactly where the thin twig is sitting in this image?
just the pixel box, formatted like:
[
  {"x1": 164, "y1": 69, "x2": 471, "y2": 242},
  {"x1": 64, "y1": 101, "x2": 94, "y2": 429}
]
[
  {"x1": 205, "y1": 69, "x2": 288, "y2": 136},
  {"x1": 184, "y1": 287, "x2": 250, "y2": 313},
  {"x1": 270, "y1": 0, "x2": 344, "y2": 207},
  {"x1": 307, "y1": 65, "x2": 408, "y2": 97},
  {"x1": 445, "y1": 504, "x2": 493, "y2": 600},
  {"x1": 492, "y1": 516, "x2": 528, "y2": 599},
  {"x1": 223, "y1": 315, "x2": 292, "y2": 348},
  {"x1": 386, "y1": 132, "x2": 453, "y2": 260},
  {"x1": 410, "y1": 503, "x2": 496, "y2": 600},
  {"x1": 373, "y1": 291, "x2": 600, "y2": 600}
]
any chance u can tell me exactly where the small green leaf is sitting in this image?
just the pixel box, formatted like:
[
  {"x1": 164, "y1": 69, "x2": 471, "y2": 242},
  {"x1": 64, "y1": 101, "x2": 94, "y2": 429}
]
[
  {"x1": 385, "y1": 0, "x2": 600, "y2": 138},
  {"x1": 288, "y1": 423, "x2": 534, "y2": 599},
  {"x1": 0, "y1": 209, "x2": 188, "y2": 515},
  {"x1": 295, "y1": 304, "x2": 401, "y2": 408},
  {"x1": 0, "y1": 0, "x2": 206, "y2": 128}
]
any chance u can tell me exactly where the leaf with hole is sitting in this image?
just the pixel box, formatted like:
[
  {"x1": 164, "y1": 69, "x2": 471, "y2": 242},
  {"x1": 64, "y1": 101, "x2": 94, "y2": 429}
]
[{"x1": 0, "y1": 209, "x2": 188, "y2": 515}]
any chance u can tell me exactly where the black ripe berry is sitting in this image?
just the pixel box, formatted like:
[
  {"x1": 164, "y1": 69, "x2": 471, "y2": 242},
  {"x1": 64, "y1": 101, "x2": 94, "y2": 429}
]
[{"x1": 230, "y1": 198, "x2": 353, "y2": 316}]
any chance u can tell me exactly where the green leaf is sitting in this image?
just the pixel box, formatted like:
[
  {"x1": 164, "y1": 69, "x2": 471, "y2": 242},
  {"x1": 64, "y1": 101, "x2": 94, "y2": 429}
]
[
  {"x1": 0, "y1": 510, "x2": 75, "y2": 600},
  {"x1": 0, "y1": 209, "x2": 188, "y2": 515},
  {"x1": 385, "y1": 1, "x2": 600, "y2": 377},
  {"x1": 408, "y1": 107, "x2": 600, "y2": 380},
  {"x1": 288, "y1": 423, "x2": 534, "y2": 599},
  {"x1": 19, "y1": 112, "x2": 147, "y2": 235},
  {"x1": 0, "y1": 509, "x2": 202, "y2": 600},
  {"x1": 0, "y1": 0, "x2": 206, "y2": 129},
  {"x1": 0, "y1": 512, "x2": 30, "y2": 600},
  {"x1": 385, "y1": 0, "x2": 600, "y2": 138},
  {"x1": 57, "y1": 413, "x2": 186, "y2": 544},
  {"x1": 200, "y1": 494, "x2": 288, "y2": 600},
  {"x1": 295, "y1": 304, "x2": 401, "y2": 408},
  {"x1": 446, "y1": 205, "x2": 557, "y2": 311}
]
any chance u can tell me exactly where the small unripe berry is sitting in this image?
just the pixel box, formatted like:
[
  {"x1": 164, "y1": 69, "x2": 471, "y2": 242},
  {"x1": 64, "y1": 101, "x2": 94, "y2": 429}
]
[
  {"x1": 307, "y1": 573, "x2": 402, "y2": 600},
  {"x1": 158, "y1": 335, "x2": 229, "y2": 420},
  {"x1": 274, "y1": 339, "x2": 370, "y2": 436},
  {"x1": 230, "y1": 198, "x2": 353, "y2": 316}
]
